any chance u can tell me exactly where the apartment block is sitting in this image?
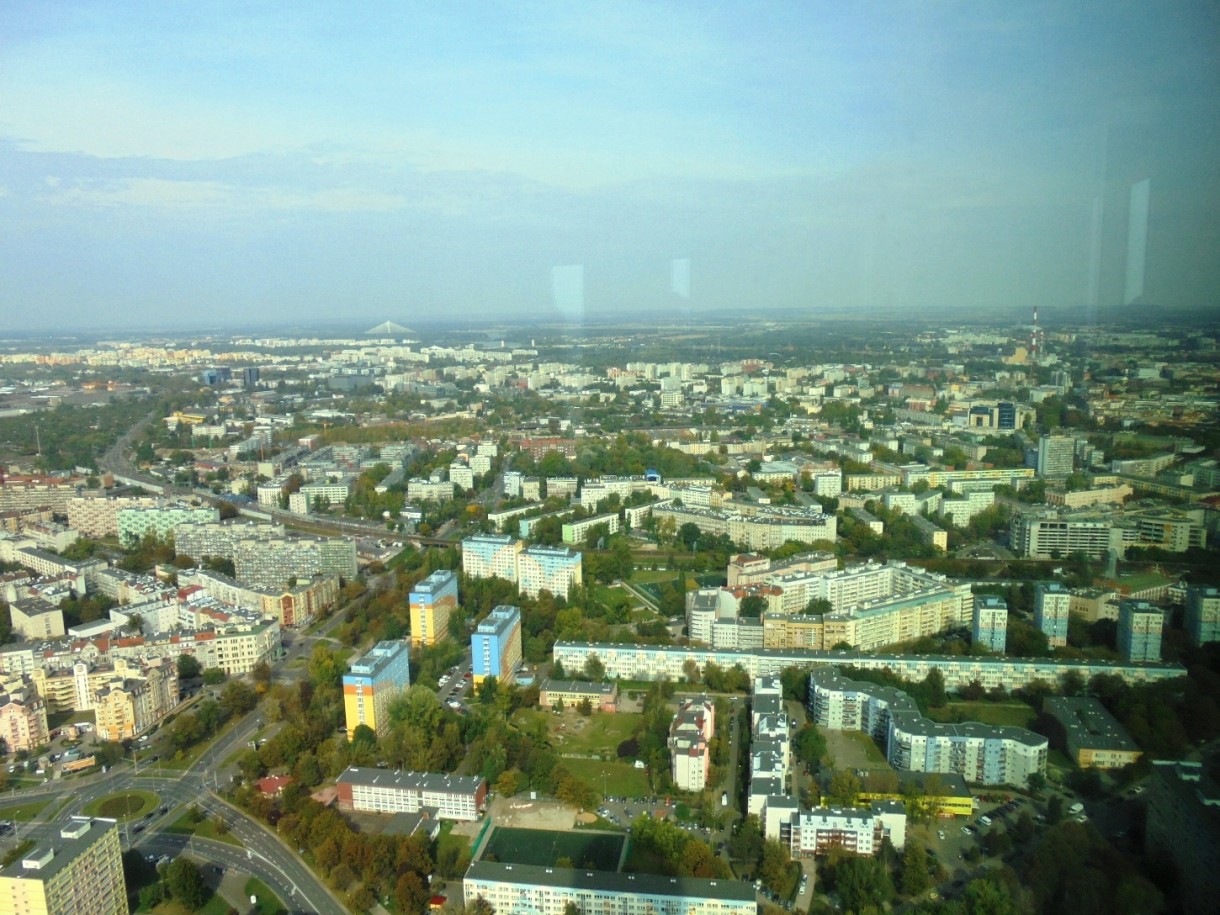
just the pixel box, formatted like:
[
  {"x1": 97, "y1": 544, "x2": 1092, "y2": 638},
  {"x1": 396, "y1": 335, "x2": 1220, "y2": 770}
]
[
  {"x1": 1034, "y1": 582, "x2": 1072, "y2": 648},
  {"x1": 177, "y1": 567, "x2": 337, "y2": 628},
  {"x1": 117, "y1": 503, "x2": 218, "y2": 547},
  {"x1": 1010, "y1": 513, "x2": 1114, "y2": 560},
  {"x1": 1118, "y1": 599, "x2": 1163, "y2": 662},
  {"x1": 670, "y1": 697, "x2": 715, "y2": 792},
  {"x1": 0, "y1": 680, "x2": 49, "y2": 753},
  {"x1": 343, "y1": 640, "x2": 411, "y2": 738},
  {"x1": 781, "y1": 803, "x2": 907, "y2": 857},
  {"x1": 409, "y1": 569, "x2": 459, "y2": 647},
  {"x1": 92, "y1": 658, "x2": 179, "y2": 742},
  {"x1": 461, "y1": 534, "x2": 523, "y2": 582},
  {"x1": 472, "y1": 605, "x2": 522, "y2": 686},
  {"x1": 516, "y1": 546, "x2": 582, "y2": 599},
  {"x1": 464, "y1": 861, "x2": 756, "y2": 915},
  {"x1": 8, "y1": 598, "x2": 65, "y2": 640},
  {"x1": 1037, "y1": 435, "x2": 1076, "y2": 479},
  {"x1": 972, "y1": 594, "x2": 1008, "y2": 653},
  {"x1": 552, "y1": 642, "x2": 1183, "y2": 695},
  {"x1": 0, "y1": 819, "x2": 126, "y2": 915},
  {"x1": 1044, "y1": 697, "x2": 1141, "y2": 769},
  {"x1": 808, "y1": 668, "x2": 1047, "y2": 787},
  {"x1": 337, "y1": 767, "x2": 486, "y2": 820},
  {"x1": 1144, "y1": 760, "x2": 1220, "y2": 915},
  {"x1": 561, "y1": 512, "x2": 621, "y2": 545},
  {"x1": 1185, "y1": 585, "x2": 1220, "y2": 646},
  {"x1": 174, "y1": 520, "x2": 356, "y2": 589}
]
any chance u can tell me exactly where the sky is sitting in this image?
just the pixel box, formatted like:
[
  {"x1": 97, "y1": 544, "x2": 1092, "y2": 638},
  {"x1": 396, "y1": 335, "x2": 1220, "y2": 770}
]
[{"x1": 1, "y1": 1, "x2": 1218, "y2": 332}]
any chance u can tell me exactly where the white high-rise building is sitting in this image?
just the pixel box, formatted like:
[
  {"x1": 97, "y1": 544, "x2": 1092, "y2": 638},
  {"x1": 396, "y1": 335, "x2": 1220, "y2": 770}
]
[{"x1": 1034, "y1": 582, "x2": 1072, "y2": 648}]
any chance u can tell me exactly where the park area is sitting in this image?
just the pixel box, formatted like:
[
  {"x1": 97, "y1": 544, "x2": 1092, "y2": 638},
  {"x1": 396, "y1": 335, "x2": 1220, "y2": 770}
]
[
  {"x1": 513, "y1": 707, "x2": 654, "y2": 797},
  {"x1": 482, "y1": 826, "x2": 625, "y2": 871},
  {"x1": 517, "y1": 707, "x2": 642, "y2": 756}
]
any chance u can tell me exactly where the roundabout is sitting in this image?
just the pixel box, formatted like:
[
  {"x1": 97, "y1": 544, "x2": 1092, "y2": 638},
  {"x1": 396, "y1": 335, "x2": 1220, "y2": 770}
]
[{"x1": 83, "y1": 789, "x2": 160, "y2": 820}]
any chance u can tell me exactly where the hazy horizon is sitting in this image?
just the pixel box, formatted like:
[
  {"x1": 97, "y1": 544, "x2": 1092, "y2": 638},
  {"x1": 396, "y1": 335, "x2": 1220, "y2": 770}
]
[{"x1": 2, "y1": 2, "x2": 1218, "y2": 331}]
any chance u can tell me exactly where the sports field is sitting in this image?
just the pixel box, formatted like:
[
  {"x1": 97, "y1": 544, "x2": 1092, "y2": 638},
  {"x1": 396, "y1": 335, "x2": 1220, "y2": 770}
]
[{"x1": 481, "y1": 826, "x2": 625, "y2": 871}]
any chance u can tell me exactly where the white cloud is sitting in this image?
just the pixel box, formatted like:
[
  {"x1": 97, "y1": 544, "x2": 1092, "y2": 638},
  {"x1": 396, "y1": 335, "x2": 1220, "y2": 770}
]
[{"x1": 41, "y1": 177, "x2": 412, "y2": 213}]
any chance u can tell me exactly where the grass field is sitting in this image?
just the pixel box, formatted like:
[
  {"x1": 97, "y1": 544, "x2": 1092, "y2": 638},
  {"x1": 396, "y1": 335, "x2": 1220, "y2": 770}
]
[
  {"x1": 558, "y1": 758, "x2": 651, "y2": 798},
  {"x1": 824, "y1": 730, "x2": 890, "y2": 771},
  {"x1": 550, "y1": 710, "x2": 642, "y2": 756},
  {"x1": 83, "y1": 790, "x2": 159, "y2": 820},
  {"x1": 0, "y1": 798, "x2": 53, "y2": 821},
  {"x1": 482, "y1": 827, "x2": 624, "y2": 870},
  {"x1": 244, "y1": 878, "x2": 288, "y2": 915},
  {"x1": 164, "y1": 810, "x2": 244, "y2": 847},
  {"x1": 1118, "y1": 572, "x2": 1171, "y2": 594},
  {"x1": 926, "y1": 702, "x2": 1036, "y2": 729},
  {"x1": 142, "y1": 894, "x2": 232, "y2": 915}
]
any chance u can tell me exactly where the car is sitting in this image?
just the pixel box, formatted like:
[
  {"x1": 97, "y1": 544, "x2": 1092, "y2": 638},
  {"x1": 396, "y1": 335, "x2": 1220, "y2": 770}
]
[
  {"x1": 1075, "y1": 813, "x2": 1088, "y2": 823},
  {"x1": 1132, "y1": 786, "x2": 1145, "y2": 795},
  {"x1": 937, "y1": 830, "x2": 946, "y2": 840},
  {"x1": 961, "y1": 826, "x2": 971, "y2": 835},
  {"x1": 133, "y1": 824, "x2": 144, "y2": 833}
]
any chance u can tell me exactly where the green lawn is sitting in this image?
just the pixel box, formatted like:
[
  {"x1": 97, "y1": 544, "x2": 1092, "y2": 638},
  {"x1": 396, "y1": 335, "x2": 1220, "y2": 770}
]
[
  {"x1": 142, "y1": 894, "x2": 232, "y2": 915},
  {"x1": 164, "y1": 810, "x2": 245, "y2": 847},
  {"x1": 244, "y1": 877, "x2": 288, "y2": 915},
  {"x1": 558, "y1": 757, "x2": 651, "y2": 798},
  {"x1": 82, "y1": 789, "x2": 159, "y2": 820},
  {"x1": 0, "y1": 798, "x2": 53, "y2": 821},
  {"x1": 436, "y1": 821, "x2": 472, "y2": 872},
  {"x1": 548, "y1": 710, "x2": 643, "y2": 757},
  {"x1": 926, "y1": 702, "x2": 1036, "y2": 729},
  {"x1": 1118, "y1": 572, "x2": 1170, "y2": 593}
]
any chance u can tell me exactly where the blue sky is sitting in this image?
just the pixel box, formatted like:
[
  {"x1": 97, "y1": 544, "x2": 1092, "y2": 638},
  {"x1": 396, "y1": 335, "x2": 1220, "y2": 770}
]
[{"x1": 1, "y1": 1, "x2": 1217, "y2": 331}]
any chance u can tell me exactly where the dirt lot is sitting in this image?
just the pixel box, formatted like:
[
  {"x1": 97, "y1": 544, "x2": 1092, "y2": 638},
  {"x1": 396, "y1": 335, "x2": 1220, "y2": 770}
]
[
  {"x1": 457, "y1": 794, "x2": 580, "y2": 836},
  {"x1": 823, "y1": 729, "x2": 892, "y2": 772}
]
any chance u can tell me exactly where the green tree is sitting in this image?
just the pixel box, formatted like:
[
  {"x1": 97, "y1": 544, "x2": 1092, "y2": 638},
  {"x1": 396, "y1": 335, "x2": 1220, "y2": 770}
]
[
  {"x1": 901, "y1": 842, "x2": 931, "y2": 896},
  {"x1": 827, "y1": 770, "x2": 861, "y2": 806},
  {"x1": 164, "y1": 857, "x2": 209, "y2": 910},
  {"x1": 583, "y1": 654, "x2": 606, "y2": 681},
  {"x1": 793, "y1": 725, "x2": 826, "y2": 769},
  {"x1": 739, "y1": 595, "x2": 767, "y2": 619},
  {"x1": 759, "y1": 839, "x2": 791, "y2": 893},
  {"x1": 176, "y1": 653, "x2": 202, "y2": 679},
  {"x1": 835, "y1": 855, "x2": 893, "y2": 912}
]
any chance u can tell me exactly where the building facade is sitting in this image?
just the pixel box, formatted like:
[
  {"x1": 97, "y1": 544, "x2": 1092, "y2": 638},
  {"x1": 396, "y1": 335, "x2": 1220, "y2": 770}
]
[
  {"x1": 337, "y1": 767, "x2": 486, "y2": 820},
  {"x1": 1034, "y1": 582, "x2": 1072, "y2": 648},
  {"x1": 409, "y1": 570, "x2": 459, "y2": 647},
  {"x1": 808, "y1": 668, "x2": 1047, "y2": 787},
  {"x1": 464, "y1": 861, "x2": 756, "y2": 915},
  {"x1": 669, "y1": 697, "x2": 715, "y2": 792},
  {"x1": 538, "y1": 679, "x2": 618, "y2": 712},
  {"x1": 461, "y1": 534, "x2": 523, "y2": 583},
  {"x1": 516, "y1": 547, "x2": 582, "y2": 599},
  {"x1": 343, "y1": 641, "x2": 411, "y2": 738},
  {"x1": 972, "y1": 595, "x2": 1008, "y2": 654},
  {"x1": 472, "y1": 605, "x2": 523, "y2": 686},
  {"x1": 551, "y1": 641, "x2": 1184, "y2": 693},
  {"x1": 1185, "y1": 585, "x2": 1220, "y2": 646},
  {"x1": 0, "y1": 819, "x2": 126, "y2": 915},
  {"x1": 1118, "y1": 599, "x2": 1163, "y2": 662}
]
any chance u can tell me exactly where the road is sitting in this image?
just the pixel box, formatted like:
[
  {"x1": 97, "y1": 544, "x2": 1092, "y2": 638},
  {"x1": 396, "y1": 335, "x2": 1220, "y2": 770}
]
[{"x1": 2, "y1": 555, "x2": 359, "y2": 913}]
